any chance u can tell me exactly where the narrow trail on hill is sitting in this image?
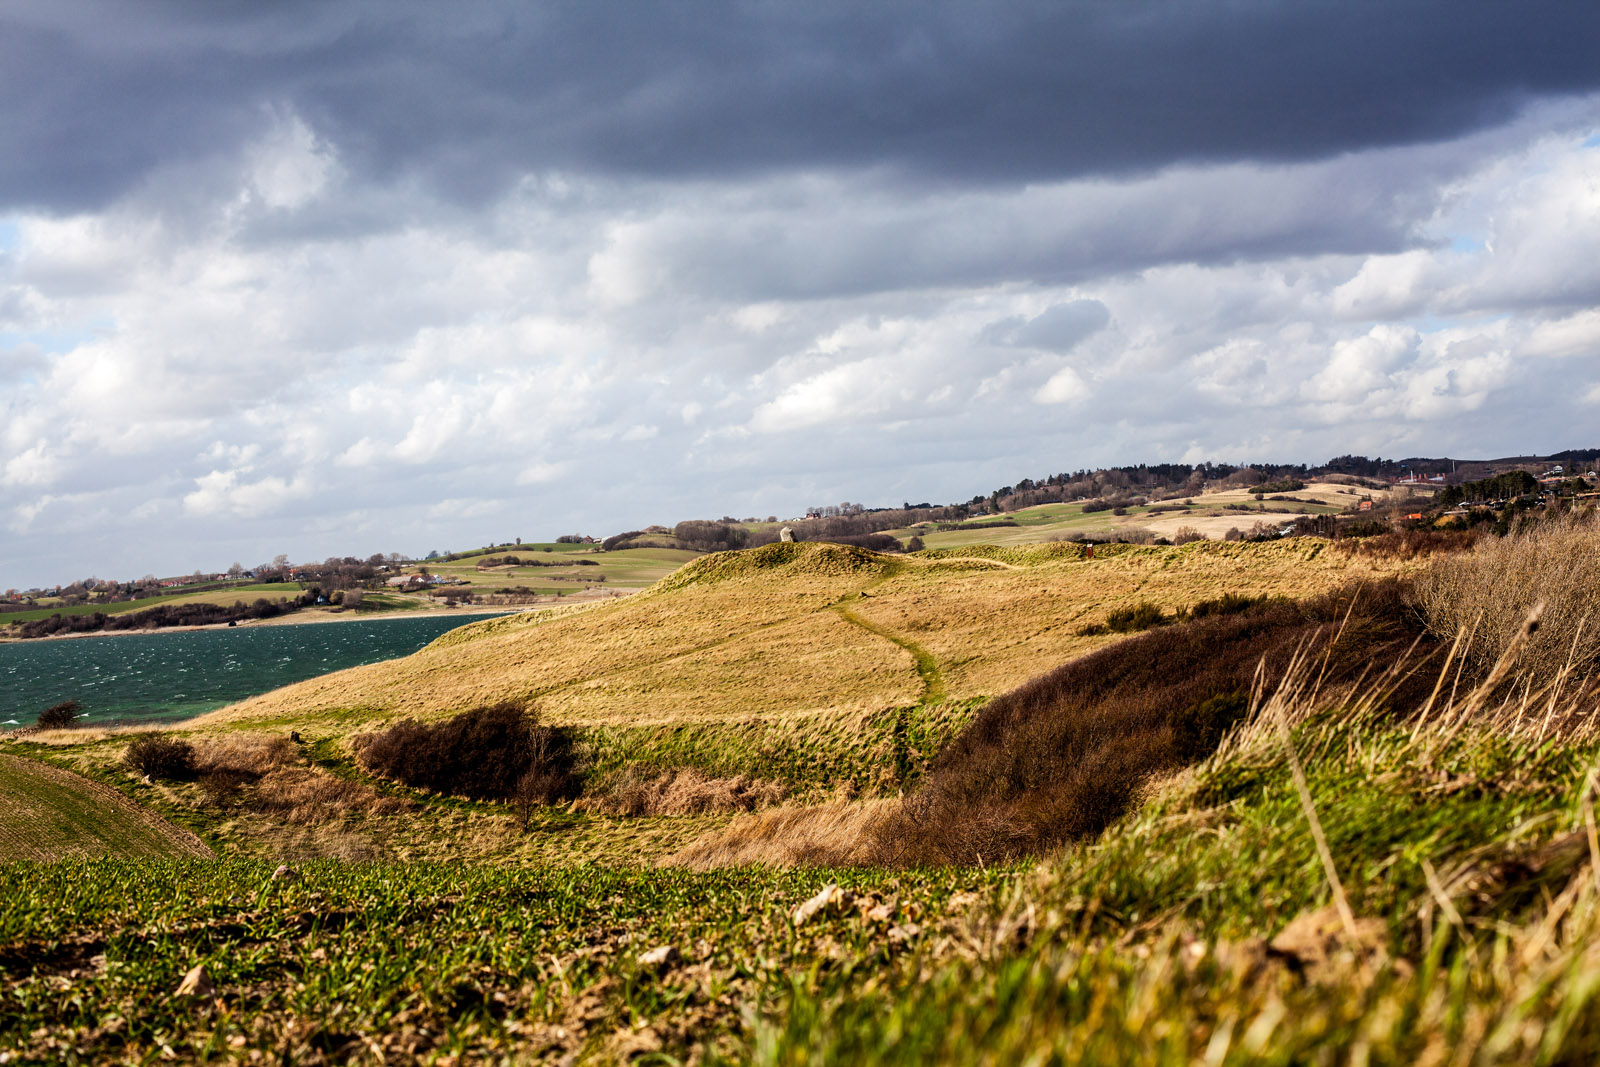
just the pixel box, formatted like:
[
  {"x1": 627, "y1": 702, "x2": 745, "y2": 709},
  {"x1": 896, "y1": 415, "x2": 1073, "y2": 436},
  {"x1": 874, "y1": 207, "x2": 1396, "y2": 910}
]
[{"x1": 832, "y1": 600, "x2": 948, "y2": 706}]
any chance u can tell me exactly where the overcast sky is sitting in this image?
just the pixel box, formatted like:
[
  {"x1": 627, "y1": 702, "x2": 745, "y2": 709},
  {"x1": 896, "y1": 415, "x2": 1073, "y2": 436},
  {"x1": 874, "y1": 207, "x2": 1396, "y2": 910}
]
[{"x1": 2, "y1": 1, "x2": 1598, "y2": 587}]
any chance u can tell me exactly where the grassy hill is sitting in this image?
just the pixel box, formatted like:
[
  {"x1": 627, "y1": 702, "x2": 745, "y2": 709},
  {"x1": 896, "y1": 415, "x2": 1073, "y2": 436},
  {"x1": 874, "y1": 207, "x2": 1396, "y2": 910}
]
[
  {"x1": 195, "y1": 539, "x2": 1404, "y2": 744},
  {"x1": 0, "y1": 752, "x2": 213, "y2": 860}
]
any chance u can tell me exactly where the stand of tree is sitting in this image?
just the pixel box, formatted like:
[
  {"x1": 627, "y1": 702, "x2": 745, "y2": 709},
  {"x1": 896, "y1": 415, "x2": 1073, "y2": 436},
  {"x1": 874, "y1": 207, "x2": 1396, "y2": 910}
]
[
  {"x1": 12, "y1": 598, "x2": 298, "y2": 639},
  {"x1": 1437, "y1": 471, "x2": 1539, "y2": 508}
]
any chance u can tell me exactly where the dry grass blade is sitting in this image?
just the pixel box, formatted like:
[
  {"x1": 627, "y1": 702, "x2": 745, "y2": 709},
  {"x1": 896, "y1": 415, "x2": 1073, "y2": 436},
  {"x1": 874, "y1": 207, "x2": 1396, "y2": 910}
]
[{"x1": 1268, "y1": 649, "x2": 1359, "y2": 942}]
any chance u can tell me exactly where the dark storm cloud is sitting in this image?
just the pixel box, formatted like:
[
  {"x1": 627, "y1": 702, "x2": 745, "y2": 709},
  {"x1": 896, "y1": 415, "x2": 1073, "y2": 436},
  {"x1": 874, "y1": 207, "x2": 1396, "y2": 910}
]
[{"x1": 2, "y1": 0, "x2": 1596, "y2": 212}]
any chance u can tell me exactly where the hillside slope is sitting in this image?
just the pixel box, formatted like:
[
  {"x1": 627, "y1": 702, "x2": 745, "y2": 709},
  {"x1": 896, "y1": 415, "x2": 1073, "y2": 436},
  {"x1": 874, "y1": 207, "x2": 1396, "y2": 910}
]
[
  {"x1": 196, "y1": 539, "x2": 1406, "y2": 738},
  {"x1": 0, "y1": 752, "x2": 214, "y2": 860}
]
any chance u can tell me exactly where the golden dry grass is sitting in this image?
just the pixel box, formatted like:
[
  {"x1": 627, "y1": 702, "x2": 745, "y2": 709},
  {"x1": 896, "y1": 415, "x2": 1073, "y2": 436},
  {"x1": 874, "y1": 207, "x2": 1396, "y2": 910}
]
[
  {"x1": 663, "y1": 798, "x2": 898, "y2": 869},
  {"x1": 192, "y1": 734, "x2": 297, "y2": 777},
  {"x1": 190, "y1": 539, "x2": 1409, "y2": 740},
  {"x1": 1414, "y1": 511, "x2": 1600, "y2": 677},
  {"x1": 249, "y1": 766, "x2": 405, "y2": 824},
  {"x1": 847, "y1": 538, "x2": 1403, "y2": 697},
  {"x1": 575, "y1": 766, "x2": 787, "y2": 817}
]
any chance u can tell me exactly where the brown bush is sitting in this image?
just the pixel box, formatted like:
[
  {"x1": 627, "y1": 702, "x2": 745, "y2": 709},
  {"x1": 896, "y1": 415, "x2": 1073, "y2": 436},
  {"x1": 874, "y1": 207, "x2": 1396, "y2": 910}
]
[
  {"x1": 874, "y1": 579, "x2": 1439, "y2": 866},
  {"x1": 1413, "y1": 512, "x2": 1600, "y2": 678},
  {"x1": 354, "y1": 701, "x2": 578, "y2": 803},
  {"x1": 35, "y1": 701, "x2": 81, "y2": 729},
  {"x1": 1188, "y1": 593, "x2": 1271, "y2": 619},
  {"x1": 124, "y1": 735, "x2": 197, "y2": 780},
  {"x1": 578, "y1": 766, "x2": 786, "y2": 817}
]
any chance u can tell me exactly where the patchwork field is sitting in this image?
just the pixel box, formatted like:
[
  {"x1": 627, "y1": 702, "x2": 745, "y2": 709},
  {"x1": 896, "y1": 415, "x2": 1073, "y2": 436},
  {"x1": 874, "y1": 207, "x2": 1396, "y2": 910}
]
[
  {"x1": 897, "y1": 479, "x2": 1431, "y2": 549},
  {"x1": 408, "y1": 544, "x2": 700, "y2": 598}
]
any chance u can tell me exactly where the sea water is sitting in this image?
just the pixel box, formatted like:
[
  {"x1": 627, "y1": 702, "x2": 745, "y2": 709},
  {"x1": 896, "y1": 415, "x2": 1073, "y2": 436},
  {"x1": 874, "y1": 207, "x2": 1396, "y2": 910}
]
[{"x1": 0, "y1": 612, "x2": 510, "y2": 727}]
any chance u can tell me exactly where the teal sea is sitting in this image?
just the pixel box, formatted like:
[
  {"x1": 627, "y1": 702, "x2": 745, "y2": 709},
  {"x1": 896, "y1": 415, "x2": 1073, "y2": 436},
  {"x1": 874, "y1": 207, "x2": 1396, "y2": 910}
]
[{"x1": 0, "y1": 612, "x2": 509, "y2": 727}]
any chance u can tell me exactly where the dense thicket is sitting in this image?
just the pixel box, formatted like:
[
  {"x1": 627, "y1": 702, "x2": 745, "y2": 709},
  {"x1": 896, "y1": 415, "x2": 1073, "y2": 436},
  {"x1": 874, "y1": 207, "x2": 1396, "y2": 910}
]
[
  {"x1": 1437, "y1": 471, "x2": 1539, "y2": 507},
  {"x1": 354, "y1": 702, "x2": 578, "y2": 803},
  {"x1": 124, "y1": 736, "x2": 197, "y2": 780}
]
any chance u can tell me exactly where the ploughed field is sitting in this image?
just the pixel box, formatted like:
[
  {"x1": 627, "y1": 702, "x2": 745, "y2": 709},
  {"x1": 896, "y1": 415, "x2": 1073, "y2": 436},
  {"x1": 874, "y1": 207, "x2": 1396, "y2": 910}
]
[{"x1": 0, "y1": 752, "x2": 212, "y2": 861}]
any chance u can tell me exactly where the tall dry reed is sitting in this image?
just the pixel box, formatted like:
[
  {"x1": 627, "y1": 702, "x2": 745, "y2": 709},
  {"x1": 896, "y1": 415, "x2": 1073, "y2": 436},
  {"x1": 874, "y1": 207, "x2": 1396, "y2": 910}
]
[{"x1": 1414, "y1": 511, "x2": 1600, "y2": 678}]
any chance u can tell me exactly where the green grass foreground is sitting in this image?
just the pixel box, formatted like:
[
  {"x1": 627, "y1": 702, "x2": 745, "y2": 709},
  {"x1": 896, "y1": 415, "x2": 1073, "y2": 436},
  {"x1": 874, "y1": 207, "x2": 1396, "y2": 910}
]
[
  {"x1": 7, "y1": 705, "x2": 1600, "y2": 1064},
  {"x1": 0, "y1": 860, "x2": 1010, "y2": 1063}
]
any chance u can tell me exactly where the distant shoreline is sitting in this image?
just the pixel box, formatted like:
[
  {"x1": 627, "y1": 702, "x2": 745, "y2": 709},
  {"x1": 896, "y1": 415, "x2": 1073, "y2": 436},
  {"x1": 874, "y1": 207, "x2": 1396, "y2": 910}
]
[
  {"x1": 0, "y1": 604, "x2": 517, "y2": 645},
  {"x1": 0, "y1": 590, "x2": 634, "y2": 645}
]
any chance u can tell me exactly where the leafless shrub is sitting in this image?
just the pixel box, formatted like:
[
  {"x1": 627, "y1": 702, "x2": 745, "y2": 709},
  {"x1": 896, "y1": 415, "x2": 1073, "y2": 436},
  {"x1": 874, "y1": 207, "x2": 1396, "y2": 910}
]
[
  {"x1": 35, "y1": 701, "x2": 81, "y2": 729},
  {"x1": 1414, "y1": 512, "x2": 1600, "y2": 678},
  {"x1": 1171, "y1": 526, "x2": 1205, "y2": 545},
  {"x1": 124, "y1": 735, "x2": 197, "y2": 780},
  {"x1": 354, "y1": 701, "x2": 578, "y2": 803},
  {"x1": 577, "y1": 766, "x2": 786, "y2": 817}
]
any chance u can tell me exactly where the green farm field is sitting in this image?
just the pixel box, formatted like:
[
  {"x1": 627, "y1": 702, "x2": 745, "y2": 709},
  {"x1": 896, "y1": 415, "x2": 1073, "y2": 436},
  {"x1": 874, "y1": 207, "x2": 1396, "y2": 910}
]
[{"x1": 398, "y1": 545, "x2": 701, "y2": 601}]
